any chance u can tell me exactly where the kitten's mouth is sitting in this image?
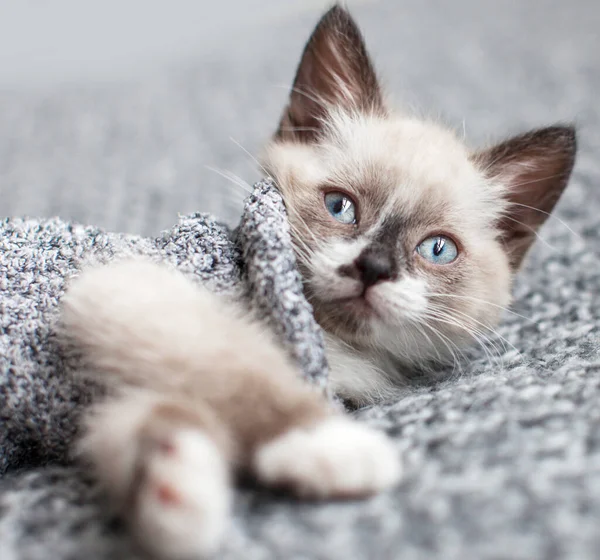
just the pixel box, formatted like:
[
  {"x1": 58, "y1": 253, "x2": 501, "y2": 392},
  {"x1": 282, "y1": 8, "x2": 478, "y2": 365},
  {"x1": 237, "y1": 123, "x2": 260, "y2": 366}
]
[
  {"x1": 309, "y1": 289, "x2": 384, "y2": 340},
  {"x1": 334, "y1": 293, "x2": 380, "y2": 319}
]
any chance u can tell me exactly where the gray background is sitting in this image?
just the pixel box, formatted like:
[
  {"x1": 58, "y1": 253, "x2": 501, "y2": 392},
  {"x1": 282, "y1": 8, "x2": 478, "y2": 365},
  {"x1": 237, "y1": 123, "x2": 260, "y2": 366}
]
[{"x1": 1, "y1": 0, "x2": 597, "y2": 237}]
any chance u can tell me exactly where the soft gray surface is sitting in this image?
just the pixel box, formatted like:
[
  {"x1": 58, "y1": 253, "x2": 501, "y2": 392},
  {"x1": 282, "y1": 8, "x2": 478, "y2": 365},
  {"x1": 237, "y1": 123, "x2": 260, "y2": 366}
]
[
  {"x1": 0, "y1": 179, "x2": 327, "y2": 475},
  {"x1": 1, "y1": 1, "x2": 600, "y2": 559}
]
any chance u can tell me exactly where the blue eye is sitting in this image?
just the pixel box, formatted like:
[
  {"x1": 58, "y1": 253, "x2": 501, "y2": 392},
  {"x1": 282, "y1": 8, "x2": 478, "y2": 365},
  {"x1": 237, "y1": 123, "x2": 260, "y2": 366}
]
[
  {"x1": 416, "y1": 235, "x2": 458, "y2": 265},
  {"x1": 324, "y1": 191, "x2": 357, "y2": 224}
]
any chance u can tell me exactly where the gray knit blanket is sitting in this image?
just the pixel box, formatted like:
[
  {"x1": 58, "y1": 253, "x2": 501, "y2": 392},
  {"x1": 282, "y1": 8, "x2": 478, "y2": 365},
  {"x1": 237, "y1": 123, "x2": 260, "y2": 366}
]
[
  {"x1": 0, "y1": 179, "x2": 331, "y2": 557},
  {"x1": 2, "y1": 173, "x2": 600, "y2": 560},
  {"x1": 3, "y1": 0, "x2": 600, "y2": 556},
  {"x1": 0, "y1": 178, "x2": 327, "y2": 469}
]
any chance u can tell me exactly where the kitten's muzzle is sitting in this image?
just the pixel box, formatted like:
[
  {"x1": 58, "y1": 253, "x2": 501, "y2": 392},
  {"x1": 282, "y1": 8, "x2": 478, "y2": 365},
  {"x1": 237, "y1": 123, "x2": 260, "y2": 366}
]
[{"x1": 338, "y1": 248, "x2": 396, "y2": 290}]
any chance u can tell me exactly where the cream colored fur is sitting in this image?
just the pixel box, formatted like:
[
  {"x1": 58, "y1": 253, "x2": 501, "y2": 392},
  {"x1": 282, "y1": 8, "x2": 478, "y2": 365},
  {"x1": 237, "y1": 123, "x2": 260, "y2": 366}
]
[
  {"x1": 263, "y1": 110, "x2": 513, "y2": 403},
  {"x1": 259, "y1": 2, "x2": 574, "y2": 410},
  {"x1": 62, "y1": 259, "x2": 400, "y2": 559},
  {"x1": 61, "y1": 5, "x2": 575, "y2": 558}
]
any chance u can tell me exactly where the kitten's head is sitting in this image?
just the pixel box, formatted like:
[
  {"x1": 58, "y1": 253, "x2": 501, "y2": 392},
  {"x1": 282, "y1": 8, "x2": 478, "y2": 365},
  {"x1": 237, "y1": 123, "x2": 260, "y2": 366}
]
[{"x1": 263, "y1": 6, "x2": 576, "y2": 368}]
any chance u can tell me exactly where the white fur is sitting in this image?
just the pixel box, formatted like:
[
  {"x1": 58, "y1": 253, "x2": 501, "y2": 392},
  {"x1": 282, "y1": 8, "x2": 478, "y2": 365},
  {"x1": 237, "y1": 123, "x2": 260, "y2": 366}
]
[
  {"x1": 369, "y1": 275, "x2": 428, "y2": 323},
  {"x1": 325, "y1": 334, "x2": 396, "y2": 403},
  {"x1": 266, "y1": 111, "x2": 508, "y2": 233},
  {"x1": 132, "y1": 430, "x2": 231, "y2": 560},
  {"x1": 310, "y1": 242, "x2": 439, "y2": 402},
  {"x1": 310, "y1": 238, "x2": 367, "y2": 301},
  {"x1": 254, "y1": 417, "x2": 401, "y2": 498},
  {"x1": 80, "y1": 389, "x2": 231, "y2": 559},
  {"x1": 265, "y1": 109, "x2": 514, "y2": 403}
]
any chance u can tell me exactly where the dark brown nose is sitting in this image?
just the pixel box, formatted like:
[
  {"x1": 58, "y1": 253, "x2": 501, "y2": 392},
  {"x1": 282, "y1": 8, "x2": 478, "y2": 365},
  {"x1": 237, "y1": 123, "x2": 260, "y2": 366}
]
[{"x1": 354, "y1": 250, "x2": 394, "y2": 288}]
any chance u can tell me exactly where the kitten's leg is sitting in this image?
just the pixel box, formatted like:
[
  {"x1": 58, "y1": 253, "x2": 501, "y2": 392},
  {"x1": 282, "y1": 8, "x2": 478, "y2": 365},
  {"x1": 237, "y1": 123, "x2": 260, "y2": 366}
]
[
  {"x1": 64, "y1": 258, "x2": 400, "y2": 510},
  {"x1": 253, "y1": 417, "x2": 401, "y2": 499},
  {"x1": 229, "y1": 374, "x2": 401, "y2": 499},
  {"x1": 79, "y1": 389, "x2": 232, "y2": 560}
]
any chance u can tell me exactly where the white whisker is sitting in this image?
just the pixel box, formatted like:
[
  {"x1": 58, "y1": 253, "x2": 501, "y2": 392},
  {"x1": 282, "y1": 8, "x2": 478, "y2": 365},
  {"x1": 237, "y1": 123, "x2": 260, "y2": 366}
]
[
  {"x1": 422, "y1": 306, "x2": 509, "y2": 368},
  {"x1": 427, "y1": 302, "x2": 520, "y2": 356},
  {"x1": 509, "y1": 201, "x2": 582, "y2": 240},
  {"x1": 271, "y1": 83, "x2": 329, "y2": 108},
  {"x1": 422, "y1": 310, "x2": 499, "y2": 368},
  {"x1": 501, "y1": 215, "x2": 556, "y2": 250},
  {"x1": 229, "y1": 137, "x2": 272, "y2": 179},
  {"x1": 424, "y1": 293, "x2": 532, "y2": 322},
  {"x1": 205, "y1": 165, "x2": 253, "y2": 195}
]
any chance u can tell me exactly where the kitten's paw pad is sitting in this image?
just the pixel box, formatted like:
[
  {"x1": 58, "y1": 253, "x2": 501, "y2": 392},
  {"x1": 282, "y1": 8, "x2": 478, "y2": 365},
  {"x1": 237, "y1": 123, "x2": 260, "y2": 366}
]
[
  {"x1": 254, "y1": 418, "x2": 401, "y2": 499},
  {"x1": 133, "y1": 430, "x2": 231, "y2": 559}
]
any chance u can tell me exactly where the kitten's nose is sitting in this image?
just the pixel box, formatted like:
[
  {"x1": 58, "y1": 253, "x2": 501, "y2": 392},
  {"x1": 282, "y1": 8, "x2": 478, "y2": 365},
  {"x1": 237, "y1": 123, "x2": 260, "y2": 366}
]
[{"x1": 354, "y1": 251, "x2": 394, "y2": 288}]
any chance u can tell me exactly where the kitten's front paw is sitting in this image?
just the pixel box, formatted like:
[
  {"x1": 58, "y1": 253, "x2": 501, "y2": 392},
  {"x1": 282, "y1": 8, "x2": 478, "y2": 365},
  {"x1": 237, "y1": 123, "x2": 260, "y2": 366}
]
[
  {"x1": 132, "y1": 430, "x2": 231, "y2": 560},
  {"x1": 254, "y1": 418, "x2": 401, "y2": 499}
]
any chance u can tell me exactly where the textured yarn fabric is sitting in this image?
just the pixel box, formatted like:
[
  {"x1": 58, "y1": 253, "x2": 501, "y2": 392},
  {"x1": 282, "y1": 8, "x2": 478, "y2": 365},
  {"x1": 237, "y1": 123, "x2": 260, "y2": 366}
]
[
  {"x1": 1, "y1": 174, "x2": 600, "y2": 560},
  {"x1": 1, "y1": 1, "x2": 600, "y2": 558},
  {"x1": 0, "y1": 179, "x2": 327, "y2": 477}
]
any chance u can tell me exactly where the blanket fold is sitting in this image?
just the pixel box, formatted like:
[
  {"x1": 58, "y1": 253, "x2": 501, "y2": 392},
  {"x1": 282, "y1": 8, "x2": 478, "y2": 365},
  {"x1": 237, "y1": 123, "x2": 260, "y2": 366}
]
[{"x1": 0, "y1": 178, "x2": 327, "y2": 475}]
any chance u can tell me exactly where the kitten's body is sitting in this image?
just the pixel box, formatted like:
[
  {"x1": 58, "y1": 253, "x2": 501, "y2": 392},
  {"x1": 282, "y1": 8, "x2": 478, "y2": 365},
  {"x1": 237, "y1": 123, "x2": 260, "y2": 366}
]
[
  {"x1": 62, "y1": 5, "x2": 576, "y2": 559},
  {"x1": 64, "y1": 260, "x2": 399, "y2": 559}
]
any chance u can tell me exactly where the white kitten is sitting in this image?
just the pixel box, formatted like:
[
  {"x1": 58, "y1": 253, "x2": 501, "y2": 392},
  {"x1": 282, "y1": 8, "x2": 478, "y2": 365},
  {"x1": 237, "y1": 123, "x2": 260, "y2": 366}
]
[
  {"x1": 262, "y1": 5, "x2": 576, "y2": 404},
  {"x1": 62, "y1": 4, "x2": 575, "y2": 558}
]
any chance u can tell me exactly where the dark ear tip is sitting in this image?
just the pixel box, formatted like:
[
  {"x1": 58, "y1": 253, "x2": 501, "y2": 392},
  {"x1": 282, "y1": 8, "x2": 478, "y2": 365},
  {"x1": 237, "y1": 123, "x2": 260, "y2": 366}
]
[
  {"x1": 540, "y1": 124, "x2": 577, "y2": 152},
  {"x1": 554, "y1": 124, "x2": 578, "y2": 167},
  {"x1": 562, "y1": 124, "x2": 577, "y2": 152},
  {"x1": 323, "y1": 4, "x2": 351, "y2": 18},
  {"x1": 515, "y1": 124, "x2": 577, "y2": 166},
  {"x1": 564, "y1": 124, "x2": 577, "y2": 158},
  {"x1": 318, "y1": 3, "x2": 358, "y2": 30},
  {"x1": 552, "y1": 123, "x2": 576, "y2": 139}
]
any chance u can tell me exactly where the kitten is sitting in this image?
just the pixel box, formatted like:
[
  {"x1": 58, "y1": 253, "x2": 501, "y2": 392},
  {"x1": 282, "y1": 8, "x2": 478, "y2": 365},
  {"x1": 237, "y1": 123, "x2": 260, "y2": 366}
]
[
  {"x1": 262, "y1": 5, "x2": 576, "y2": 404},
  {"x1": 61, "y1": 4, "x2": 576, "y2": 559}
]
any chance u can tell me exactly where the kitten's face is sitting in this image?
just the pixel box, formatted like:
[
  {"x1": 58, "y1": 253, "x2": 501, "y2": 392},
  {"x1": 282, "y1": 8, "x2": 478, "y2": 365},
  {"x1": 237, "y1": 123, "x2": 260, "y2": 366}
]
[
  {"x1": 263, "y1": 5, "x2": 576, "y2": 368},
  {"x1": 265, "y1": 111, "x2": 511, "y2": 364}
]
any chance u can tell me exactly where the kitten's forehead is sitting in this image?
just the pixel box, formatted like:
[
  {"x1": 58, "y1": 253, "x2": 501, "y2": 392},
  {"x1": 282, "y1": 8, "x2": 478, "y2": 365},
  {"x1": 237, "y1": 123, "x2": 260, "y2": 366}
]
[
  {"x1": 319, "y1": 111, "x2": 499, "y2": 231},
  {"x1": 326, "y1": 112, "x2": 477, "y2": 192}
]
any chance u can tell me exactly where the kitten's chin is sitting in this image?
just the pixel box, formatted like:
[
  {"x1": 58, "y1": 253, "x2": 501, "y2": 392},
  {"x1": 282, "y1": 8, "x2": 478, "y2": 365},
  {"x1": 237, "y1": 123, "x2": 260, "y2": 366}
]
[
  {"x1": 310, "y1": 293, "x2": 383, "y2": 345},
  {"x1": 337, "y1": 295, "x2": 381, "y2": 319}
]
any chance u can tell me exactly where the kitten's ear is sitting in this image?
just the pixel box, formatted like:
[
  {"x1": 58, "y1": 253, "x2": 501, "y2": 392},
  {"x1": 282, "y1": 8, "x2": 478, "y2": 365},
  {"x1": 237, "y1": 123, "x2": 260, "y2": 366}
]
[
  {"x1": 275, "y1": 4, "x2": 384, "y2": 143},
  {"x1": 476, "y1": 125, "x2": 577, "y2": 270}
]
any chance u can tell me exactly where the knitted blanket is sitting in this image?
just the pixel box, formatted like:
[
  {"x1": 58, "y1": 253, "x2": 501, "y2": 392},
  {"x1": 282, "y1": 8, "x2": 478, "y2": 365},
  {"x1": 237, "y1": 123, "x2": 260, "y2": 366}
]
[
  {"x1": 1, "y1": 175, "x2": 600, "y2": 560},
  {"x1": 0, "y1": 179, "x2": 327, "y2": 472}
]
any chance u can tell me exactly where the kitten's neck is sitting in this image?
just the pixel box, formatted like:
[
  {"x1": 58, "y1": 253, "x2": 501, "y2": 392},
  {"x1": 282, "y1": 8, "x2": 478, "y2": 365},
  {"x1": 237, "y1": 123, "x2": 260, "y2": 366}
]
[{"x1": 324, "y1": 333, "x2": 405, "y2": 405}]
